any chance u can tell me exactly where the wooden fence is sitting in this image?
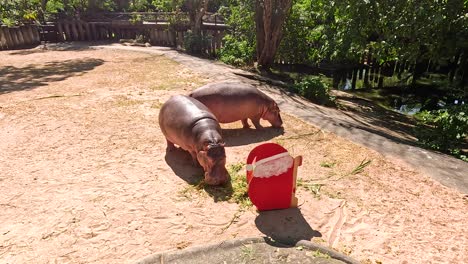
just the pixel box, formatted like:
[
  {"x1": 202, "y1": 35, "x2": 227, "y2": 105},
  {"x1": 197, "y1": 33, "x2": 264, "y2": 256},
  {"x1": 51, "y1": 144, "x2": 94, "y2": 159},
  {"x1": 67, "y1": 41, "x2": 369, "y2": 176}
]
[
  {"x1": 0, "y1": 24, "x2": 41, "y2": 50},
  {"x1": 1, "y1": 20, "x2": 227, "y2": 56},
  {"x1": 275, "y1": 53, "x2": 426, "y2": 90},
  {"x1": 330, "y1": 54, "x2": 424, "y2": 90}
]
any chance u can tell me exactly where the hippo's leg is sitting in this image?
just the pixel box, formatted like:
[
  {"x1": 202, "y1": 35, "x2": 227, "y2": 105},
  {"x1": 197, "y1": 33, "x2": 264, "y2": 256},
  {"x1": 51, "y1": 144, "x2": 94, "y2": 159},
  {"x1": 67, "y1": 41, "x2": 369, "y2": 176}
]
[
  {"x1": 166, "y1": 139, "x2": 176, "y2": 152},
  {"x1": 251, "y1": 116, "x2": 264, "y2": 129},
  {"x1": 241, "y1": 119, "x2": 250, "y2": 129}
]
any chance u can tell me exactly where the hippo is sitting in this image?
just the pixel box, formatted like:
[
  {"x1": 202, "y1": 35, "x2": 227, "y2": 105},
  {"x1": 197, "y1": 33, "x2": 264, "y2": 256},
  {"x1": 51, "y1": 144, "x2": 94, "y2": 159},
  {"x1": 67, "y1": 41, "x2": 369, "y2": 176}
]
[
  {"x1": 189, "y1": 82, "x2": 283, "y2": 129},
  {"x1": 159, "y1": 95, "x2": 229, "y2": 185}
]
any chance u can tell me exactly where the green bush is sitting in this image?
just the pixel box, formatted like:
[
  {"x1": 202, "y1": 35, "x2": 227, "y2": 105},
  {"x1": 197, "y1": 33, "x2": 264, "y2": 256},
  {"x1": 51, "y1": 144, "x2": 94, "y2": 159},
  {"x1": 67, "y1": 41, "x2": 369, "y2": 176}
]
[
  {"x1": 129, "y1": 14, "x2": 142, "y2": 25},
  {"x1": 218, "y1": 0, "x2": 256, "y2": 66},
  {"x1": 183, "y1": 30, "x2": 211, "y2": 55},
  {"x1": 219, "y1": 34, "x2": 255, "y2": 66},
  {"x1": 415, "y1": 104, "x2": 468, "y2": 161},
  {"x1": 292, "y1": 75, "x2": 335, "y2": 106}
]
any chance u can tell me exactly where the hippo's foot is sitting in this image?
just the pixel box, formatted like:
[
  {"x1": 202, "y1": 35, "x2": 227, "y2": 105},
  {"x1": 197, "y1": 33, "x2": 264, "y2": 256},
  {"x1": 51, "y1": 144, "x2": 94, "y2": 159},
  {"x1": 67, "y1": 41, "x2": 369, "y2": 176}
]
[
  {"x1": 241, "y1": 119, "x2": 251, "y2": 129},
  {"x1": 252, "y1": 121, "x2": 264, "y2": 129},
  {"x1": 250, "y1": 117, "x2": 264, "y2": 129}
]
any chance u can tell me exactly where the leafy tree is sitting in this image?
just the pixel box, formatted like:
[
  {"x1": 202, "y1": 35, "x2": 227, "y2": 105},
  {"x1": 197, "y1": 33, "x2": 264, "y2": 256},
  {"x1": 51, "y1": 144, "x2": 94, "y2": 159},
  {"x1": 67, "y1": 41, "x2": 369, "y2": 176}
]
[{"x1": 185, "y1": 0, "x2": 209, "y2": 36}]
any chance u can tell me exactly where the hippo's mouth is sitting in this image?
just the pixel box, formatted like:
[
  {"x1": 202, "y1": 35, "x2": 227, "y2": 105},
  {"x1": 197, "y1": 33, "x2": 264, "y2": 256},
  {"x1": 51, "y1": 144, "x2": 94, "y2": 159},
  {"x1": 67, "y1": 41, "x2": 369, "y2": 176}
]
[{"x1": 204, "y1": 165, "x2": 229, "y2": 185}]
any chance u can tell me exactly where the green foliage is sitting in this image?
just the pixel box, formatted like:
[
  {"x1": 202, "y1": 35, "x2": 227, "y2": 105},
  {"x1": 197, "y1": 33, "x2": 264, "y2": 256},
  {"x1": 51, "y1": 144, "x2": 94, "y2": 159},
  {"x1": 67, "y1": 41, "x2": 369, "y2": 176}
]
[
  {"x1": 0, "y1": 0, "x2": 39, "y2": 25},
  {"x1": 183, "y1": 30, "x2": 212, "y2": 55},
  {"x1": 218, "y1": 0, "x2": 255, "y2": 66},
  {"x1": 227, "y1": 163, "x2": 252, "y2": 208},
  {"x1": 320, "y1": 161, "x2": 336, "y2": 168},
  {"x1": 276, "y1": 0, "x2": 316, "y2": 64},
  {"x1": 350, "y1": 159, "x2": 372, "y2": 175},
  {"x1": 167, "y1": 9, "x2": 190, "y2": 30},
  {"x1": 292, "y1": 75, "x2": 335, "y2": 106},
  {"x1": 182, "y1": 162, "x2": 252, "y2": 207},
  {"x1": 45, "y1": 0, "x2": 64, "y2": 14},
  {"x1": 219, "y1": 35, "x2": 254, "y2": 66},
  {"x1": 297, "y1": 178, "x2": 322, "y2": 198},
  {"x1": 152, "y1": 0, "x2": 184, "y2": 11},
  {"x1": 129, "y1": 13, "x2": 143, "y2": 24},
  {"x1": 415, "y1": 104, "x2": 468, "y2": 160}
]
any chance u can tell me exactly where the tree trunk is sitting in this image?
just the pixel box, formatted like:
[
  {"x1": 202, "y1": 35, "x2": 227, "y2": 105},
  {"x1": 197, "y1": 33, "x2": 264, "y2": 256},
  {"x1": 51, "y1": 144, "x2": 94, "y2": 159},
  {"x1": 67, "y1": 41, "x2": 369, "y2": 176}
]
[
  {"x1": 458, "y1": 50, "x2": 468, "y2": 89},
  {"x1": 255, "y1": 0, "x2": 293, "y2": 69},
  {"x1": 449, "y1": 50, "x2": 461, "y2": 84},
  {"x1": 38, "y1": 0, "x2": 48, "y2": 23},
  {"x1": 364, "y1": 66, "x2": 370, "y2": 88},
  {"x1": 187, "y1": 0, "x2": 209, "y2": 36},
  {"x1": 351, "y1": 67, "x2": 358, "y2": 90},
  {"x1": 412, "y1": 59, "x2": 428, "y2": 86}
]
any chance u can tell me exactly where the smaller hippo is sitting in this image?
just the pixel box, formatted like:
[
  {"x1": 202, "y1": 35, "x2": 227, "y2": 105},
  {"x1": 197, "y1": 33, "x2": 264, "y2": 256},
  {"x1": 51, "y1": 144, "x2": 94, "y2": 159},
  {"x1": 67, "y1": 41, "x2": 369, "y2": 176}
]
[
  {"x1": 159, "y1": 95, "x2": 229, "y2": 185},
  {"x1": 189, "y1": 82, "x2": 283, "y2": 129}
]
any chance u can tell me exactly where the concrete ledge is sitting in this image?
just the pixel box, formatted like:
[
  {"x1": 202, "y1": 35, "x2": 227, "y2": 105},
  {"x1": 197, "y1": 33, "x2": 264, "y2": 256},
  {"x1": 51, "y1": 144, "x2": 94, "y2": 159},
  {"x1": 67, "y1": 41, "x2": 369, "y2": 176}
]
[{"x1": 134, "y1": 237, "x2": 359, "y2": 264}]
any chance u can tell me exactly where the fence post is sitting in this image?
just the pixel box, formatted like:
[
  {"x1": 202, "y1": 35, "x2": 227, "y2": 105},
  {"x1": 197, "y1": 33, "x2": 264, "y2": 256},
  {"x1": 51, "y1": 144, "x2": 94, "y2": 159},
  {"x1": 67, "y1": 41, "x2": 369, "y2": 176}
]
[
  {"x1": 377, "y1": 67, "x2": 384, "y2": 88},
  {"x1": 33, "y1": 25, "x2": 41, "y2": 44},
  {"x1": 63, "y1": 21, "x2": 71, "y2": 41},
  {"x1": 150, "y1": 29, "x2": 154, "y2": 44},
  {"x1": 5, "y1": 26, "x2": 13, "y2": 49},
  {"x1": 170, "y1": 29, "x2": 176, "y2": 47},
  {"x1": 177, "y1": 31, "x2": 184, "y2": 49},
  {"x1": 56, "y1": 21, "x2": 65, "y2": 41},
  {"x1": 90, "y1": 23, "x2": 97, "y2": 40},
  {"x1": 9, "y1": 27, "x2": 18, "y2": 48},
  {"x1": 83, "y1": 21, "x2": 90, "y2": 40},
  {"x1": 351, "y1": 67, "x2": 358, "y2": 90},
  {"x1": 17, "y1": 26, "x2": 27, "y2": 46},
  {"x1": 0, "y1": 26, "x2": 9, "y2": 50},
  {"x1": 20, "y1": 25, "x2": 31, "y2": 45},
  {"x1": 27, "y1": 25, "x2": 36, "y2": 45},
  {"x1": 71, "y1": 20, "x2": 79, "y2": 40},
  {"x1": 76, "y1": 20, "x2": 85, "y2": 40}
]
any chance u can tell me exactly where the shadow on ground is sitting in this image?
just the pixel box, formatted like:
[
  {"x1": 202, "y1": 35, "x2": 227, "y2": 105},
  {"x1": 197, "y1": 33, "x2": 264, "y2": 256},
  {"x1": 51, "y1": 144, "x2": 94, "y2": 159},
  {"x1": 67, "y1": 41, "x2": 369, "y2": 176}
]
[
  {"x1": 164, "y1": 147, "x2": 235, "y2": 202},
  {"x1": 222, "y1": 127, "x2": 284, "y2": 147},
  {"x1": 165, "y1": 147, "x2": 204, "y2": 185},
  {"x1": 255, "y1": 208, "x2": 322, "y2": 244},
  {"x1": 0, "y1": 58, "x2": 104, "y2": 94},
  {"x1": 247, "y1": 73, "x2": 423, "y2": 148},
  {"x1": 336, "y1": 95, "x2": 417, "y2": 136}
]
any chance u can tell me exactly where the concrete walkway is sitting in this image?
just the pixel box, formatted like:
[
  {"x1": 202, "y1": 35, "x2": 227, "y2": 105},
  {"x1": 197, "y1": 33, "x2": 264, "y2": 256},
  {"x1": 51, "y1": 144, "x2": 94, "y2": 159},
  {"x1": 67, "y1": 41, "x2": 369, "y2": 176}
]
[{"x1": 86, "y1": 43, "x2": 468, "y2": 194}]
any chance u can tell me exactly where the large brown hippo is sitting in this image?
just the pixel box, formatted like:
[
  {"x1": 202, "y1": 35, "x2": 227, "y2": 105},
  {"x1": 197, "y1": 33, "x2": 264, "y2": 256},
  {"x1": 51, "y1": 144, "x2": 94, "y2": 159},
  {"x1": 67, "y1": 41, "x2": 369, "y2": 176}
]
[
  {"x1": 159, "y1": 95, "x2": 229, "y2": 185},
  {"x1": 189, "y1": 82, "x2": 283, "y2": 129}
]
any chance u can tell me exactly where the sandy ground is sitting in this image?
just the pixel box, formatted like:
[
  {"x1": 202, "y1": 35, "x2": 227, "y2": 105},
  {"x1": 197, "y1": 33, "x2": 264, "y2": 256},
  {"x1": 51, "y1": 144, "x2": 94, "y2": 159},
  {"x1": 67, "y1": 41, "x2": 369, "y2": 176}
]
[{"x1": 1, "y1": 47, "x2": 467, "y2": 264}]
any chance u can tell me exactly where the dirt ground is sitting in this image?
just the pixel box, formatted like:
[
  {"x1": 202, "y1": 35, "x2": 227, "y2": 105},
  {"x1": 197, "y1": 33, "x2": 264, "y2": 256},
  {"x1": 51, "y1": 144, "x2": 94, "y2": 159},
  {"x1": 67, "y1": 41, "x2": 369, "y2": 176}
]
[{"x1": 1, "y1": 47, "x2": 467, "y2": 264}]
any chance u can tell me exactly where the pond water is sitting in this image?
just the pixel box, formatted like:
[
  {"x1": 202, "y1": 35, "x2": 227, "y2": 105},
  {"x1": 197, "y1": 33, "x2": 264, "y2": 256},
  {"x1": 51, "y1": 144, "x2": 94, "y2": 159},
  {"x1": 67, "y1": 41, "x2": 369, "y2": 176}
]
[
  {"x1": 395, "y1": 104, "x2": 422, "y2": 115},
  {"x1": 394, "y1": 99, "x2": 465, "y2": 115}
]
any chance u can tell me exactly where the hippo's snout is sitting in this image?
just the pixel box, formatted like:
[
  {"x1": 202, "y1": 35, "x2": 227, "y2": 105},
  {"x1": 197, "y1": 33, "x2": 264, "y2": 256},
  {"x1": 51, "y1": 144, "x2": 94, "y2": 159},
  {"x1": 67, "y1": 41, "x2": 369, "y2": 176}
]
[
  {"x1": 204, "y1": 165, "x2": 229, "y2": 185},
  {"x1": 272, "y1": 119, "x2": 283, "y2": 128},
  {"x1": 271, "y1": 113, "x2": 283, "y2": 128}
]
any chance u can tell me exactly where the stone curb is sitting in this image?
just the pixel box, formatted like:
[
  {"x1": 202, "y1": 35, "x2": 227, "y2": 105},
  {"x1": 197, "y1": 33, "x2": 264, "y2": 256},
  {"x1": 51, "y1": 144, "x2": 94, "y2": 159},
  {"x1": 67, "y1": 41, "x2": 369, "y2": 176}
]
[{"x1": 133, "y1": 237, "x2": 359, "y2": 264}]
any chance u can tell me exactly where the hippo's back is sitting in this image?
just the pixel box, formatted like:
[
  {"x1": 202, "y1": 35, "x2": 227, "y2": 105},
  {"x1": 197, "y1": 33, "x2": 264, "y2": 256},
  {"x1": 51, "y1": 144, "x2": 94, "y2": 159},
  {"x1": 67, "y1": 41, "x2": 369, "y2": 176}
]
[
  {"x1": 190, "y1": 82, "x2": 264, "y2": 98},
  {"x1": 189, "y1": 82, "x2": 271, "y2": 123},
  {"x1": 159, "y1": 95, "x2": 216, "y2": 148}
]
